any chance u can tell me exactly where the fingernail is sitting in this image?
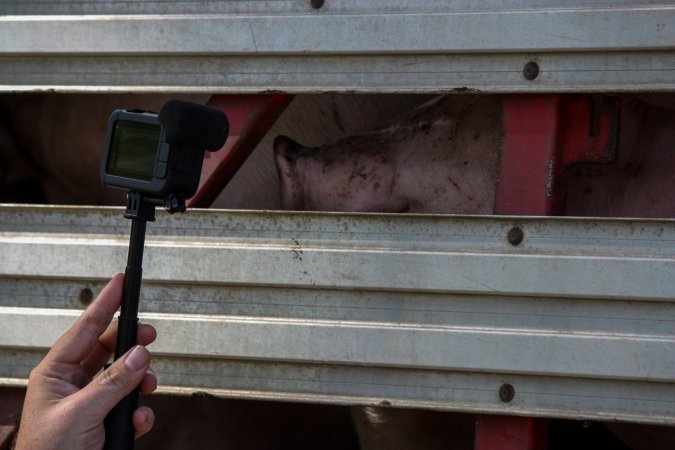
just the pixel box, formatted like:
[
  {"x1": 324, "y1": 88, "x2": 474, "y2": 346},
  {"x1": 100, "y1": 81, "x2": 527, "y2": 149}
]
[{"x1": 125, "y1": 345, "x2": 148, "y2": 371}]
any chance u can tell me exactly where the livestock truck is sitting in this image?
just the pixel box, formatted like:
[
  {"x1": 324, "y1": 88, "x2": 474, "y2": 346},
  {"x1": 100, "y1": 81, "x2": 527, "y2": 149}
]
[{"x1": 0, "y1": 1, "x2": 674, "y2": 449}]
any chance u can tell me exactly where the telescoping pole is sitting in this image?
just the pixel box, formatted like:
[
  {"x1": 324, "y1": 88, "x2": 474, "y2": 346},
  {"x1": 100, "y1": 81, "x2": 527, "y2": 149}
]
[{"x1": 104, "y1": 193, "x2": 155, "y2": 450}]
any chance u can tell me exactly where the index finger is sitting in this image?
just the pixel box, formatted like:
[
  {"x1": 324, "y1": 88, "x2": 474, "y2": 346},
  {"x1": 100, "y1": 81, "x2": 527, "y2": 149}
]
[{"x1": 45, "y1": 274, "x2": 125, "y2": 365}]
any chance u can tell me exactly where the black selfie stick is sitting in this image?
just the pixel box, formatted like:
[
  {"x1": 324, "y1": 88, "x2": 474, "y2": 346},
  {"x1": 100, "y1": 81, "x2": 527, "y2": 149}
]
[{"x1": 104, "y1": 192, "x2": 157, "y2": 450}]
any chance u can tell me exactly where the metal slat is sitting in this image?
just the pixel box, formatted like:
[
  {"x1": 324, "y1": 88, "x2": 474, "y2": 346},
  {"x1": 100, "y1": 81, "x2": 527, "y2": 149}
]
[
  {"x1": 0, "y1": 205, "x2": 674, "y2": 424},
  {"x1": 2, "y1": 307, "x2": 674, "y2": 381},
  {"x1": 1, "y1": 235, "x2": 674, "y2": 300},
  {"x1": 1, "y1": 0, "x2": 669, "y2": 15},
  {"x1": 1, "y1": 2, "x2": 675, "y2": 92},
  {"x1": 3, "y1": 51, "x2": 675, "y2": 94},
  {"x1": 2, "y1": 9, "x2": 674, "y2": 54}
]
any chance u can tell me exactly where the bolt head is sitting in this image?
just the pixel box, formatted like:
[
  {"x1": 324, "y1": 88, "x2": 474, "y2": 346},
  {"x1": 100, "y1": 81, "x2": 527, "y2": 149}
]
[
  {"x1": 523, "y1": 62, "x2": 540, "y2": 80},
  {"x1": 79, "y1": 288, "x2": 94, "y2": 306},
  {"x1": 499, "y1": 383, "x2": 515, "y2": 402},
  {"x1": 508, "y1": 227, "x2": 524, "y2": 246}
]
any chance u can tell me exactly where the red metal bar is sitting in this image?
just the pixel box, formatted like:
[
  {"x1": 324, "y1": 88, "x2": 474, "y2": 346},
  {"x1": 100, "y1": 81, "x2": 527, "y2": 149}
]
[
  {"x1": 482, "y1": 94, "x2": 562, "y2": 450},
  {"x1": 494, "y1": 95, "x2": 564, "y2": 215},
  {"x1": 481, "y1": 94, "x2": 619, "y2": 449},
  {"x1": 188, "y1": 94, "x2": 294, "y2": 208},
  {"x1": 475, "y1": 415, "x2": 548, "y2": 450}
]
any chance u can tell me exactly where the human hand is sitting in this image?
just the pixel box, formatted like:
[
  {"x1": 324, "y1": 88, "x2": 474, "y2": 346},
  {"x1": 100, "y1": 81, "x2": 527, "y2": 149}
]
[{"x1": 14, "y1": 274, "x2": 158, "y2": 450}]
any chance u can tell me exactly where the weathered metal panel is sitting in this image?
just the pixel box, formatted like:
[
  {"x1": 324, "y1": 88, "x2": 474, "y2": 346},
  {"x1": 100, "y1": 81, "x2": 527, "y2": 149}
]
[
  {"x1": 0, "y1": 205, "x2": 674, "y2": 424},
  {"x1": 2, "y1": 9, "x2": 674, "y2": 54},
  {"x1": 2, "y1": 0, "x2": 670, "y2": 15},
  {"x1": 2, "y1": 52, "x2": 675, "y2": 94},
  {"x1": 1, "y1": 2, "x2": 674, "y2": 92}
]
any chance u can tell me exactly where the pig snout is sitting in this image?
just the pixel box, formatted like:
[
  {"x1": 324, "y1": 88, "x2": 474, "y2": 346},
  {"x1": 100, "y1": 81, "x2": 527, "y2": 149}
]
[{"x1": 273, "y1": 135, "x2": 310, "y2": 210}]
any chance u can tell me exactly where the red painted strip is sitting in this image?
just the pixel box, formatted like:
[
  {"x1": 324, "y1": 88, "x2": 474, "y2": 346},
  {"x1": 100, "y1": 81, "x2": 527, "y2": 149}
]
[
  {"x1": 475, "y1": 415, "x2": 548, "y2": 450},
  {"x1": 494, "y1": 95, "x2": 563, "y2": 215}
]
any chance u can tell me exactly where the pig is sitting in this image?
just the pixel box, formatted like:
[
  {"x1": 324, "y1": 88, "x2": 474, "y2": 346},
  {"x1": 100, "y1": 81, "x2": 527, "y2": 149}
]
[
  {"x1": 212, "y1": 93, "x2": 435, "y2": 210},
  {"x1": 274, "y1": 95, "x2": 502, "y2": 214},
  {"x1": 273, "y1": 93, "x2": 675, "y2": 450}
]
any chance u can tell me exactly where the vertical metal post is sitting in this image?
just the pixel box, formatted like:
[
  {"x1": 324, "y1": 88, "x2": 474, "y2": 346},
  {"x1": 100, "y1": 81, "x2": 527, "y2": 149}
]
[
  {"x1": 479, "y1": 94, "x2": 566, "y2": 450},
  {"x1": 483, "y1": 93, "x2": 618, "y2": 448},
  {"x1": 494, "y1": 95, "x2": 565, "y2": 216}
]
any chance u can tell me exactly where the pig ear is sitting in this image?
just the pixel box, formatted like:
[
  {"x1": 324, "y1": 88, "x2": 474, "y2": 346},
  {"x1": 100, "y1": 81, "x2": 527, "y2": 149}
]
[{"x1": 273, "y1": 135, "x2": 306, "y2": 210}]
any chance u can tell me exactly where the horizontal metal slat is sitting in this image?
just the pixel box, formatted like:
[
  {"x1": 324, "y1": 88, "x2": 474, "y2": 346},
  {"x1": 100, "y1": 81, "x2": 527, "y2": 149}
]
[
  {"x1": 2, "y1": 51, "x2": 675, "y2": 94},
  {"x1": 2, "y1": 307, "x2": 673, "y2": 381},
  {"x1": 2, "y1": 9, "x2": 674, "y2": 55},
  {"x1": 1, "y1": 0, "x2": 667, "y2": 15},
  {"x1": 1, "y1": 3, "x2": 674, "y2": 92},
  {"x1": 0, "y1": 237, "x2": 673, "y2": 300}
]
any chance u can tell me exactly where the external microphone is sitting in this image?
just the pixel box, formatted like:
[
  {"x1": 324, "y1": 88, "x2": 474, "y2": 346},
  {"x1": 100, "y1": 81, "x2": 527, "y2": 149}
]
[{"x1": 158, "y1": 100, "x2": 229, "y2": 151}]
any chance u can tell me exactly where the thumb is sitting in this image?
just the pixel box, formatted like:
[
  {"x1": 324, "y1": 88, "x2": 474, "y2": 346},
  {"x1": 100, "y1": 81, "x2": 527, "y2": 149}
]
[{"x1": 74, "y1": 345, "x2": 151, "y2": 421}]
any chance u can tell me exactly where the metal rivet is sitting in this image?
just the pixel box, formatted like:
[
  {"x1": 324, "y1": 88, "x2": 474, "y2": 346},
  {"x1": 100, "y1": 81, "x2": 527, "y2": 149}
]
[
  {"x1": 523, "y1": 61, "x2": 539, "y2": 80},
  {"x1": 499, "y1": 383, "x2": 515, "y2": 402},
  {"x1": 79, "y1": 288, "x2": 94, "y2": 306},
  {"x1": 311, "y1": 0, "x2": 324, "y2": 8},
  {"x1": 507, "y1": 227, "x2": 524, "y2": 246}
]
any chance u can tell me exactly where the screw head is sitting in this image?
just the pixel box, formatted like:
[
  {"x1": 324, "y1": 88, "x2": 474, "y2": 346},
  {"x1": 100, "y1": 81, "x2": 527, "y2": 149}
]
[
  {"x1": 499, "y1": 383, "x2": 515, "y2": 402},
  {"x1": 311, "y1": 0, "x2": 324, "y2": 8},
  {"x1": 523, "y1": 61, "x2": 540, "y2": 80},
  {"x1": 79, "y1": 288, "x2": 94, "y2": 306},
  {"x1": 507, "y1": 227, "x2": 524, "y2": 246}
]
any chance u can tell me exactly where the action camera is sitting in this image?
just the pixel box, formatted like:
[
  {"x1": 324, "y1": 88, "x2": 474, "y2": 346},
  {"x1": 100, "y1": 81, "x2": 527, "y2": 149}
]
[{"x1": 101, "y1": 109, "x2": 204, "y2": 200}]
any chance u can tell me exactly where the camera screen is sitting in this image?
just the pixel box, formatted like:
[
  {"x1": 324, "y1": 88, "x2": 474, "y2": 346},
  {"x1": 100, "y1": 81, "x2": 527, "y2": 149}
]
[{"x1": 107, "y1": 120, "x2": 161, "y2": 181}]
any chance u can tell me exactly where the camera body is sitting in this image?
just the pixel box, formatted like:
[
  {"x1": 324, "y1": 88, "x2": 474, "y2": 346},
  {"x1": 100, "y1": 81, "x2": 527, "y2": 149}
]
[{"x1": 100, "y1": 109, "x2": 205, "y2": 200}]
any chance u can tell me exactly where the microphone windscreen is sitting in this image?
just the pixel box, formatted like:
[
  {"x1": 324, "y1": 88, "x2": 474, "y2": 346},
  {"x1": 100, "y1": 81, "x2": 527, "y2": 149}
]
[{"x1": 159, "y1": 100, "x2": 229, "y2": 151}]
